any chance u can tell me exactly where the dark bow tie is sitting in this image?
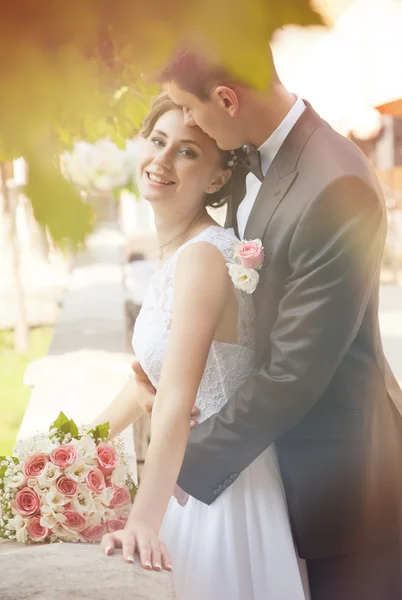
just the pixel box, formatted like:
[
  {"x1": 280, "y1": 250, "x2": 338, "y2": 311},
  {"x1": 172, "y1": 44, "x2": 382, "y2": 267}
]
[{"x1": 236, "y1": 143, "x2": 264, "y2": 182}]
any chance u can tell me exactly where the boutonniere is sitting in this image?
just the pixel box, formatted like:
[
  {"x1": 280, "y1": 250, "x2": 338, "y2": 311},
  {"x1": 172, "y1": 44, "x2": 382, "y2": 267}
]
[{"x1": 226, "y1": 239, "x2": 264, "y2": 294}]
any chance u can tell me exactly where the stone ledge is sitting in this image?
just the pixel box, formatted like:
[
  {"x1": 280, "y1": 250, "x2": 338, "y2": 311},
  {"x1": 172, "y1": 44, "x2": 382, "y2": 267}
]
[{"x1": 0, "y1": 540, "x2": 176, "y2": 599}]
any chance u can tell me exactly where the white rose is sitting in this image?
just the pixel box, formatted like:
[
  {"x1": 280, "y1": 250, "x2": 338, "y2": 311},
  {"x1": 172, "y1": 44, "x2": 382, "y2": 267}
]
[
  {"x1": 46, "y1": 486, "x2": 69, "y2": 510},
  {"x1": 227, "y1": 263, "x2": 259, "y2": 294},
  {"x1": 37, "y1": 463, "x2": 61, "y2": 488},
  {"x1": 70, "y1": 485, "x2": 94, "y2": 514},
  {"x1": 51, "y1": 524, "x2": 80, "y2": 543},
  {"x1": 4, "y1": 471, "x2": 26, "y2": 489},
  {"x1": 111, "y1": 464, "x2": 128, "y2": 488},
  {"x1": 64, "y1": 460, "x2": 91, "y2": 482}
]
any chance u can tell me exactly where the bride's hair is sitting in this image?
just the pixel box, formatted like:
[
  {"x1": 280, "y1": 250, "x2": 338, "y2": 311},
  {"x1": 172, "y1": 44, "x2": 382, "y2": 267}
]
[{"x1": 139, "y1": 92, "x2": 239, "y2": 209}]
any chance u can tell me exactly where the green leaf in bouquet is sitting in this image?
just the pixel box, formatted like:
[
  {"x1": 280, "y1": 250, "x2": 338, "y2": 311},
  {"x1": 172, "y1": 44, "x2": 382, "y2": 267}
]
[
  {"x1": 87, "y1": 421, "x2": 110, "y2": 443},
  {"x1": 59, "y1": 418, "x2": 79, "y2": 439},
  {"x1": 127, "y1": 475, "x2": 138, "y2": 503},
  {"x1": 97, "y1": 422, "x2": 111, "y2": 441},
  {"x1": 50, "y1": 411, "x2": 70, "y2": 433}
]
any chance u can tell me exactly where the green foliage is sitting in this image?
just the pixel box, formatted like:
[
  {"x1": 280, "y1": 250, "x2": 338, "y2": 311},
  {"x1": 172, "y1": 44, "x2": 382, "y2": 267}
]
[
  {"x1": 0, "y1": 1, "x2": 323, "y2": 244},
  {"x1": 87, "y1": 422, "x2": 111, "y2": 444},
  {"x1": 0, "y1": 327, "x2": 53, "y2": 456},
  {"x1": 49, "y1": 412, "x2": 110, "y2": 443},
  {"x1": 49, "y1": 411, "x2": 79, "y2": 440}
]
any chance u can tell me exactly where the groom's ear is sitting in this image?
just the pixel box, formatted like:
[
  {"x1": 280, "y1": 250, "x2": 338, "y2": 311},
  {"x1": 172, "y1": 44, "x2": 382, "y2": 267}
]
[{"x1": 213, "y1": 86, "x2": 239, "y2": 117}]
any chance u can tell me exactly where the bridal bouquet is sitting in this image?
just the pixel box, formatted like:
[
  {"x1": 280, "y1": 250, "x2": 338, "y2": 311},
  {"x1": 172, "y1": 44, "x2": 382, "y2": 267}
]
[
  {"x1": 62, "y1": 139, "x2": 137, "y2": 193},
  {"x1": 0, "y1": 413, "x2": 136, "y2": 544}
]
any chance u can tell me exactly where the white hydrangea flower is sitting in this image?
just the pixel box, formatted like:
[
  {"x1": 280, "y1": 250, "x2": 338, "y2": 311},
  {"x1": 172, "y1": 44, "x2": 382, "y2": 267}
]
[{"x1": 227, "y1": 263, "x2": 260, "y2": 295}]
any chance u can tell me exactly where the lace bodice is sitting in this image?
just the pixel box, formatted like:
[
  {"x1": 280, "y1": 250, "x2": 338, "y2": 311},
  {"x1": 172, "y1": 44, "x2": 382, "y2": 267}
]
[{"x1": 132, "y1": 226, "x2": 256, "y2": 423}]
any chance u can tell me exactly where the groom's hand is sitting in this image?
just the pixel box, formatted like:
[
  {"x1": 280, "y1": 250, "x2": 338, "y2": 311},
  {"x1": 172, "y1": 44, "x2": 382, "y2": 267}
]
[{"x1": 131, "y1": 360, "x2": 200, "y2": 428}]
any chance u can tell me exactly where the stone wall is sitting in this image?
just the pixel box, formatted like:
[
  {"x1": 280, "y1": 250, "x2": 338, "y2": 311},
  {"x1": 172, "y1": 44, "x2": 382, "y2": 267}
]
[{"x1": 0, "y1": 223, "x2": 176, "y2": 599}]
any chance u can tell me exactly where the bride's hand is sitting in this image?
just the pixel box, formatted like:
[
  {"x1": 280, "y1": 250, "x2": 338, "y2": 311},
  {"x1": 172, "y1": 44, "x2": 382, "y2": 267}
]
[{"x1": 101, "y1": 522, "x2": 172, "y2": 572}]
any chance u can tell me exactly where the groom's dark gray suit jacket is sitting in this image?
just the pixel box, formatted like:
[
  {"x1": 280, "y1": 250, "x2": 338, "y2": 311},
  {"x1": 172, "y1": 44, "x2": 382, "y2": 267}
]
[{"x1": 177, "y1": 102, "x2": 402, "y2": 559}]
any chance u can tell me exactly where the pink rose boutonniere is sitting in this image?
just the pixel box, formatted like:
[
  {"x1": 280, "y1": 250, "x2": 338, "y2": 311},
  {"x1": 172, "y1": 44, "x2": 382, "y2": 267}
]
[{"x1": 226, "y1": 239, "x2": 264, "y2": 294}]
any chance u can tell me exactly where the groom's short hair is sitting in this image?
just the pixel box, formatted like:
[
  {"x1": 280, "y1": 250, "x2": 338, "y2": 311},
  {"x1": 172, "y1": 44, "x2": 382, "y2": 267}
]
[{"x1": 158, "y1": 46, "x2": 279, "y2": 101}]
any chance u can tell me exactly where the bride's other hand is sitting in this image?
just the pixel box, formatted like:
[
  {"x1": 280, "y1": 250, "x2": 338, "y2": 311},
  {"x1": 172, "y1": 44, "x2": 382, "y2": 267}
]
[
  {"x1": 132, "y1": 359, "x2": 200, "y2": 428},
  {"x1": 101, "y1": 523, "x2": 172, "y2": 572}
]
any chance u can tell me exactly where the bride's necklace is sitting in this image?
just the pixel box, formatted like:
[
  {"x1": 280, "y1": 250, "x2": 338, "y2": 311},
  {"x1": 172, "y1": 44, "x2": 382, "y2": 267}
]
[{"x1": 158, "y1": 207, "x2": 207, "y2": 260}]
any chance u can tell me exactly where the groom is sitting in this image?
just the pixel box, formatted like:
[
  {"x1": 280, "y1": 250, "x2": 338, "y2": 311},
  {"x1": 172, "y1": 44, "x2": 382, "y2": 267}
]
[{"x1": 133, "y1": 47, "x2": 402, "y2": 599}]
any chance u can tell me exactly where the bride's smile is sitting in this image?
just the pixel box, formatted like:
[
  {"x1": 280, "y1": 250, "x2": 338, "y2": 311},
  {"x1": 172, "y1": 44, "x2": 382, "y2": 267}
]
[{"x1": 137, "y1": 108, "x2": 230, "y2": 210}]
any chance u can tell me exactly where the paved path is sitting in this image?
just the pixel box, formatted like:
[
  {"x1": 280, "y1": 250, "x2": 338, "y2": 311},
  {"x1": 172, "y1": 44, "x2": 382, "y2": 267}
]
[{"x1": 18, "y1": 223, "x2": 137, "y2": 477}]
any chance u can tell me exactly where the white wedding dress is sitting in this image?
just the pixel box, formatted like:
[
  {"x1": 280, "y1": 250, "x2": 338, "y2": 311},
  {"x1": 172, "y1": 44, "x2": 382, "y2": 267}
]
[{"x1": 132, "y1": 226, "x2": 309, "y2": 600}]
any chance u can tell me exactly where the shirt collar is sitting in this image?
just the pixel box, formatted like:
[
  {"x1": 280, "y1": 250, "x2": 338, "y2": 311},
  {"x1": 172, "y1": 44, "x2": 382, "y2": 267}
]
[{"x1": 258, "y1": 96, "x2": 306, "y2": 177}]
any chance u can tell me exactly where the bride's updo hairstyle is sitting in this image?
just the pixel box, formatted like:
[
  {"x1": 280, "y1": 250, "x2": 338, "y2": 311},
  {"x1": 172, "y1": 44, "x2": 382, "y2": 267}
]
[{"x1": 139, "y1": 92, "x2": 239, "y2": 209}]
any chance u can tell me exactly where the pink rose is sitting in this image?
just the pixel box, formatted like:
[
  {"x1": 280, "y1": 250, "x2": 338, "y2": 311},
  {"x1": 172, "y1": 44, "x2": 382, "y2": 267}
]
[
  {"x1": 107, "y1": 519, "x2": 125, "y2": 533},
  {"x1": 27, "y1": 516, "x2": 49, "y2": 542},
  {"x1": 64, "y1": 510, "x2": 87, "y2": 532},
  {"x1": 110, "y1": 487, "x2": 131, "y2": 510},
  {"x1": 82, "y1": 523, "x2": 106, "y2": 542},
  {"x1": 237, "y1": 240, "x2": 264, "y2": 269},
  {"x1": 50, "y1": 445, "x2": 77, "y2": 468},
  {"x1": 96, "y1": 443, "x2": 118, "y2": 475},
  {"x1": 86, "y1": 469, "x2": 105, "y2": 493},
  {"x1": 56, "y1": 476, "x2": 78, "y2": 497},
  {"x1": 12, "y1": 487, "x2": 40, "y2": 517},
  {"x1": 23, "y1": 454, "x2": 48, "y2": 478}
]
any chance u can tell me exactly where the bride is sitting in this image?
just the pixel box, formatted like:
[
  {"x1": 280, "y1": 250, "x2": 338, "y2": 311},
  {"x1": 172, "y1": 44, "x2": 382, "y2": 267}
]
[{"x1": 92, "y1": 92, "x2": 308, "y2": 600}]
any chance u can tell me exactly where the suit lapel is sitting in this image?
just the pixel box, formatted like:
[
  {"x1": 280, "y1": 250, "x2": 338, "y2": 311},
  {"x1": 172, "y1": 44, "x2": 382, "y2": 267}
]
[
  {"x1": 225, "y1": 164, "x2": 247, "y2": 237},
  {"x1": 244, "y1": 101, "x2": 323, "y2": 242},
  {"x1": 244, "y1": 166, "x2": 298, "y2": 241}
]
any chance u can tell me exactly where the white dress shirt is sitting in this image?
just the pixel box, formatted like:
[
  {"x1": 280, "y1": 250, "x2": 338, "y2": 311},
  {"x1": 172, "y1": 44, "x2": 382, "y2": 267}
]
[{"x1": 236, "y1": 96, "x2": 306, "y2": 239}]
